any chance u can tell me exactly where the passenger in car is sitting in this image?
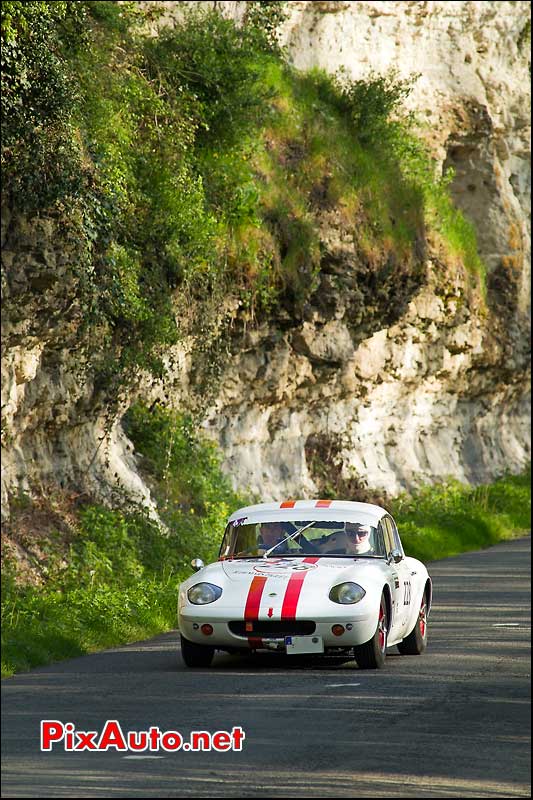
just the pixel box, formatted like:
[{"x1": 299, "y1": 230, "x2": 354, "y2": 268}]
[{"x1": 319, "y1": 523, "x2": 375, "y2": 555}]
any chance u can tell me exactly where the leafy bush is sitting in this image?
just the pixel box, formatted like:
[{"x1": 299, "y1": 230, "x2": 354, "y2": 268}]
[
  {"x1": 1, "y1": 0, "x2": 87, "y2": 206},
  {"x1": 143, "y1": 8, "x2": 277, "y2": 149},
  {"x1": 333, "y1": 68, "x2": 415, "y2": 148},
  {"x1": 243, "y1": 1, "x2": 290, "y2": 54},
  {"x1": 1, "y1": 404, "x2": 247, "y2": 677},
  {"x1": 392, "y1": 466, "x2": 531, "y2": 562},
  {"x1": 123, "y1": 403, "x2": 246, "y2": 560}
]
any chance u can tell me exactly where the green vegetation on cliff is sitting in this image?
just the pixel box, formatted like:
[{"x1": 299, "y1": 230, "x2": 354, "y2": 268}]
[{"x1": 2, "y1": 0, "x2": 485, "y2": 392}]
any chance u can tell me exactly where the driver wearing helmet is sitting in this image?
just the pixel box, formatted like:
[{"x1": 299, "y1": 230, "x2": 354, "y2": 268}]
[
  {"x1": 319, "y1": 521, "x2": 375, "y2": 555},
  {"x1": 257, "y1": 521, "x2": 320, "y2": 555},
  {"x1": 257, "y1": 522, "x2": 293, "y2": 554},
  {"x1": 344, "y1": 522, "x2": 374, "y2": 554}
]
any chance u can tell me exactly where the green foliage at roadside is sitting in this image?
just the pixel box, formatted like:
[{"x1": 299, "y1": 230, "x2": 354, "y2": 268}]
[
  {"x1": 2, "y1": 452, "x2": 529, "y2": 677},
  {"x1": 392, "y1": 466, "x2": 531, "y2": 562},
  {"x1": 1, "y1": 1, "x2": 486, "y2": 395},
  {"x1": 1, "y1": 567, "x2": 179, "y2": 678},
  {"x1": 1, "y1": 404, "x2": 245, "y2": 678}
]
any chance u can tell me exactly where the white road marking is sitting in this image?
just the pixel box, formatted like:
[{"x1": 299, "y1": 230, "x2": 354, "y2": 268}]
[
  {"x1": 492, "y1": 623, "x2": 520, "y2": 627},
  {"x1": 326, "y1": 683, "x2": 361, "y2": 688},
  {"x1": 123, "y1": 755, "x2": 166, "y2": 760}
]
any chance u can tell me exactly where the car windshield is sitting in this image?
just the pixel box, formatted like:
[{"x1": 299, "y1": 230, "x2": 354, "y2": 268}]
[{"x1": 219, "y1": 519, "x2": 386, "y2": 559}]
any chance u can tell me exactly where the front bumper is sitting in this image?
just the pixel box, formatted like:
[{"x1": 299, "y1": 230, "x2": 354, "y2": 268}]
[{"x1": 178, "y1": 609, "x2": 377, "y2": 651}]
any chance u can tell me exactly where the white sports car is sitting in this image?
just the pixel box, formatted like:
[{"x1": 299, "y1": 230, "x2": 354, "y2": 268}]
[{"x1": 178, "y1": 499, "x2": 432, "y2": 669}]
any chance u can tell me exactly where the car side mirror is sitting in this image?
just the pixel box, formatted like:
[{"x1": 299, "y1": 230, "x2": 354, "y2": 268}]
[
  {"x1": 191, "y1": 558, "x2": 205, "y2": 572},
  {"x1": 390, "y1": 549, "x2": 403, "y2": 564}
]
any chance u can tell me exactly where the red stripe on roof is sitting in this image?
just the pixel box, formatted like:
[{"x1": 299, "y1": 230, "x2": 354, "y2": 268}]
[
  {"x1": 280, "y1": 501, "x2": 296, "y2": 508},
  {"x1": 315, "y1": 500, "x2": 332, "y2": 508},
  {"x1": 244, "y1": 576, "x2": 267, "y2": 620},
  {"x1": 281, "y1": 558, "x2": 319, "y2": 620}
]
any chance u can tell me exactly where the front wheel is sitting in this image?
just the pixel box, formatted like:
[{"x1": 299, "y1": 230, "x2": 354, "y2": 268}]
[
  {"x1": 397, "y1": 593, "x2": 428, "y2": 655},
  {"x1": 180, "y1": 635, "x2": 215, "y2": 668},
  {"x1": 353, "y1": 593, "x2": 388, "y2": 669}
]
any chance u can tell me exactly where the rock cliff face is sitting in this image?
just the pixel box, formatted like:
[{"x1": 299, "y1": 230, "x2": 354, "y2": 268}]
[
  {"x1": 194, "y1": 0, "x2": 531, "y2": 498},
  {"x1": 1, "y1": 1, "x2": 530, "y2": 516},
  {"x1": 1, "y1": 208, "x2": 156, "y2": 518},
  {"x1": 202, "y1": 228, "x2": 529, "y2": 500}
]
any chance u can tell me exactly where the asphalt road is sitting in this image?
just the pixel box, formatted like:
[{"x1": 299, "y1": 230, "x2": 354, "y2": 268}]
[{"x1": 2, "y1": 535, "x2": 531, "y2": 798}]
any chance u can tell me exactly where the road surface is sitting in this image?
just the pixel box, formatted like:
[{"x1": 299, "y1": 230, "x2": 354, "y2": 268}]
[{"x1": 2, "y1": 535, "x2": 531, "y2": 797}]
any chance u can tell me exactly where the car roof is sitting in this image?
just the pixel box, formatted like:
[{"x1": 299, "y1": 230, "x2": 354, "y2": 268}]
[{"x1": 227, "y1": 499, "x2": 386, "y2": 526}]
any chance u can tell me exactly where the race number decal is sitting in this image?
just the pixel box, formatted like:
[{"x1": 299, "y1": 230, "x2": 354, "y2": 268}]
[{"x1": 253, "y1": 559, "x2": 318, "y2": 577}]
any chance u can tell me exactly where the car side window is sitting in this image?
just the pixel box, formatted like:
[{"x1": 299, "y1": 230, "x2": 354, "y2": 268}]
[
  {"x1": 373, "y1": 526, "x2": 386, "y2": 556},
  {"x1": 385, "y1": 516, "x2": 404, "y2": 556},
  {"x1": 379, "y1": 519, "x2": 394, "y2": 556}
]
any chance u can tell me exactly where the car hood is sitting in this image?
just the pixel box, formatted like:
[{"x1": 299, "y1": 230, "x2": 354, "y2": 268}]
[
  {"x1": 184, "y1": 557, "x2": 386, "y2": 588},
  {"x1": 219, "y1": 556, "x2": 387, "y2": 595},
  {"x1": 181, "y1": 557, "x2": 388, "y2": 618},
  {"x1": 220, "y1": 556, "x2": 357, "y2": 582}
]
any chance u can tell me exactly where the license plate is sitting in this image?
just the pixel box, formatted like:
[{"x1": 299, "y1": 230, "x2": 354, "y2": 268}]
[{"x1": 285, "y1": 635, "x2": 324, "y2": 654}]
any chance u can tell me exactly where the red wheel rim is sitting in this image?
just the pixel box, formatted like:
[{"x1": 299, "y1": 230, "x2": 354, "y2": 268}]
[
  {"x1": 419, "y1": 598, "x2": 427, "y2": 638},
  {"x1": 378, "y1": 603, "x2": 387, "y2": 651}
]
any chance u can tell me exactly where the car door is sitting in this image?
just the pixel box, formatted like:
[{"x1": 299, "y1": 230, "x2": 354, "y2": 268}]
[
  {"x1": 383, "y1": 515, "x2": 413, "y2": 635},
  {"x1": 377, "y1": 517, "x2": 404, "y2": 641}
]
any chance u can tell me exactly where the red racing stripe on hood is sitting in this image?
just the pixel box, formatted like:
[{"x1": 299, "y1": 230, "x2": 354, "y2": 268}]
[
  {"x1": 244, "y1": 576, "x2": 267, "y2": 620},
  {"x1": 281, "y1": 558, "x2": 319, "y2": 620}
]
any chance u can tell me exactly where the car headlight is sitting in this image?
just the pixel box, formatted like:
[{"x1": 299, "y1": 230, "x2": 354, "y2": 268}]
[
  {"x1": 187, "y1": 583, "x2": 223, "y2": 605},
  {"x1": 329, "y1": 582, "x2": 366, "y2": 604}
]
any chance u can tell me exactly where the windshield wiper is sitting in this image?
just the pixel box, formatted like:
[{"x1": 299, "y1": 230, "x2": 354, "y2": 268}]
[{"x1": 263, "y1": 521, "x2": 317, "y2": 559}]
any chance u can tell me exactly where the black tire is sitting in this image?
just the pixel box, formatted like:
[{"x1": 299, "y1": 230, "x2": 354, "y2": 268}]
[
  {"x1": 397, "y1": 592, "x2": 428, "y2": 655},
  {"x1": 180, "y1": 634, "x2": 215, "y2": 667},
  {"x1": 353, "y1": 593, "x2": 388, "y2": 669}
]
